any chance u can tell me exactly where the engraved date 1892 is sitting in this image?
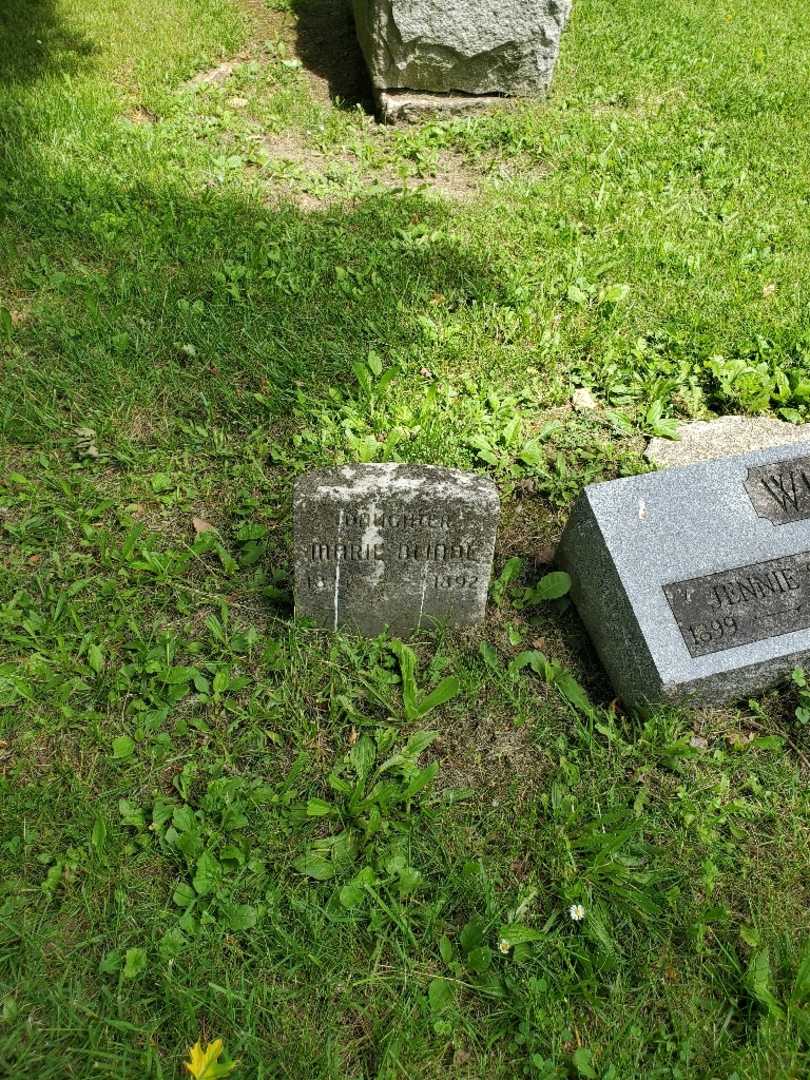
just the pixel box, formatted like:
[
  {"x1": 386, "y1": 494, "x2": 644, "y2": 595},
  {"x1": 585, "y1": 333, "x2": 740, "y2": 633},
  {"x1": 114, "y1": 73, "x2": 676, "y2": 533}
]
[
  {"x1": 687, "y1": 616, "x2": 738, "y2": 650},
  {"x1": 433, "y1": 574, "x2": 479, "y2": 590}
]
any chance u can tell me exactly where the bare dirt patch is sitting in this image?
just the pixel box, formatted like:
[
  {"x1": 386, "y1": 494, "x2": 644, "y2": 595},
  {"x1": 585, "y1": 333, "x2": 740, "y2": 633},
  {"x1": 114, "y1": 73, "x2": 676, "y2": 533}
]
[
  {"x1": 411, "y1": 151, "x2": 482, "y2": 201},
  {"x1": 124, "y1": 408, "x2": 163, "y2": 444},
  {"x1": 436, "y1": 704, "x2": 552, "y2": 805},
  {"x1": 184, "y1": 2, "x2": 496, "y2": 208},
  {"x1": 494, "y1": 500, "x2": 566, "y2": 578},
  {"x1": 0, "y1": 294, "x2": 33, "y2": 330},
  {"x1": 240, "y1": 0, "x2": 291, "y2": 41},
  {"x1": 185, "y1": 61, "x2": 238, "y2": 90},
  {"x1": 256, "y1": 135, "x2": 484, "y2": 209},
  {"x1": 128, "y1": 105, "x2": 156, "y2": 124}
]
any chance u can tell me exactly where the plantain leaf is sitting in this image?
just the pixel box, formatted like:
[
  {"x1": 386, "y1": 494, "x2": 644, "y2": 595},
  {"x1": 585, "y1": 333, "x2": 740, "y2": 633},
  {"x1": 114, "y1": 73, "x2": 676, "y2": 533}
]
[
  {"x1": 389, "y1": 639, "x2": 419, "y2": 719},
  {"x1": 293, "y1": 853, "x2": 335, "y2": 880},
  {"x1": 112, "y1": 735, "x2": 135, "y2": 760},
  {"x1": 428, "y1": 977, "x2": 454, "y2": 1014},
  {"x1": 90, "y1": 814, "x2": 107, "y2": 855},
  {"x1": 553, "y1": 670, "x2": 592, "y2": 714},
  {"x1": 416, "y1": 676, "x2": 460, "y2": 717},
  {"x1": 793, "y1": 940, "x2": 810, "y2": 1004},
  {"x1": 531, "y1": 571, "x2": 571, "y2": 601},
  {"x1": 745, "y1": 949, "x2": 785, "y2": 1018},
  {"x1": 573, "y1": 1046, "x2": 598, "y2": 1078}
]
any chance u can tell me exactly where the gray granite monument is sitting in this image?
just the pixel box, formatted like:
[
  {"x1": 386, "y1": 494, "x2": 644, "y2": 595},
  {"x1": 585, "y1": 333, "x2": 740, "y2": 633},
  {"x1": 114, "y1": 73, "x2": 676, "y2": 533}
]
[
  {"x1": 294, "y1": 463, "x2": 499, "y2": 636},
  {"x1": 353, "y1": 0, "x2": 572, "y2": 122},
  {"x1": 557, "y1": 442, "x2": 810, "y2": 706}
]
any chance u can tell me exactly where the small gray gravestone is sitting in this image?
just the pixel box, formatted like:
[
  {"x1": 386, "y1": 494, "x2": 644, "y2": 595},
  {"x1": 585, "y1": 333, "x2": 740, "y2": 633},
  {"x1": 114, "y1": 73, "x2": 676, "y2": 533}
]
[
  {"x1": 294, "y1": 464, "x2": 499, "y2": 636},
  {"x1": 556, "y1": 441, "x2": 810, "y2": 706}
]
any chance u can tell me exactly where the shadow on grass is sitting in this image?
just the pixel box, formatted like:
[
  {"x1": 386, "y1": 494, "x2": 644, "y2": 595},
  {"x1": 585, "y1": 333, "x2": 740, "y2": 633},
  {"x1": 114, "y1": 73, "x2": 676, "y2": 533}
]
[
  {"x1": 0, "y1": 0, "x2": 97, "y2": 85},
  {"x1": 290, "y1": 0, "x2": 373, "y2": 109},
  {"x1": 0, "y1": 3, "x2": 500, "y2": 454},
  {"x1": 0, "y1": 148, "x2": 500, "y2": 448}
]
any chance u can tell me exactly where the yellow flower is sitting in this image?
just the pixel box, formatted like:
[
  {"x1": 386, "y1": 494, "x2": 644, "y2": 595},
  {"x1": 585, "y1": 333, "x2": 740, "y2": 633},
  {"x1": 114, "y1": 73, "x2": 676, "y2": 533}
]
[{"x1": 184, "y1": 1038, "x2": 239, "y2": 1079}]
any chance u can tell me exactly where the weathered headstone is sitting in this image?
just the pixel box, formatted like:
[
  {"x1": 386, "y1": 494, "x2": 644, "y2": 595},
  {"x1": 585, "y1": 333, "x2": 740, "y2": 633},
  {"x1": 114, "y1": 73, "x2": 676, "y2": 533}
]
[
  {"x1": 353, "y1": 0, "x2": 572, "y2": 121},
  {"x1": 557, "y1": 442, "x2": 810, "y2": 706},
  {"x1": 294, "y1": 464, "x2": 499, "y2": 636}
]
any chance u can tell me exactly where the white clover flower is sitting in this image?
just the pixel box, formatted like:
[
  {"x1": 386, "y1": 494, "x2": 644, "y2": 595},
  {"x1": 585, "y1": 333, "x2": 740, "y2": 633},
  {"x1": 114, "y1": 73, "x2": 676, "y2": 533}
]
[
  {"x1": 569, "y1": 903, "x2": 586, "y2": 922},
  {"x1": 498, "y1": 939, "x2": 511, "y2": 954}
]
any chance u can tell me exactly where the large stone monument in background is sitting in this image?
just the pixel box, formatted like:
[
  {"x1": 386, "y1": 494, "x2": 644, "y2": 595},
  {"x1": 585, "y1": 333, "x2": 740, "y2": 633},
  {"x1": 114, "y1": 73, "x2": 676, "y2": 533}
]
[{"x1": 353, "y1": 0, "x2": 572, "y2": 122}]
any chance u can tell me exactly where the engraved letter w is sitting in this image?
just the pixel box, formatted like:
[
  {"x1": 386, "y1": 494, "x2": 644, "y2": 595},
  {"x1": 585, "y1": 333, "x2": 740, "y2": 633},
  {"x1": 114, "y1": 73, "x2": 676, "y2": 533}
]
[{"x1": 761, "y1": 470, "x2": 799, "y2": 512}]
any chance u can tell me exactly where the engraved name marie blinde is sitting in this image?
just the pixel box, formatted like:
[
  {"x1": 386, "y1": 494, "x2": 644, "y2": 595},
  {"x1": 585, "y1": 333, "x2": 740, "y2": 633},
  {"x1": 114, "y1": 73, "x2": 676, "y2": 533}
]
[
  {"x1": 665, "y1": 454, "x2": 810, "y2": 658},
  {"x1": 306, "y1": 506, "x2": 481, "y2": 603},
  {"x1": 293, "y1": 465, "x2": 499, "y2": 636}
]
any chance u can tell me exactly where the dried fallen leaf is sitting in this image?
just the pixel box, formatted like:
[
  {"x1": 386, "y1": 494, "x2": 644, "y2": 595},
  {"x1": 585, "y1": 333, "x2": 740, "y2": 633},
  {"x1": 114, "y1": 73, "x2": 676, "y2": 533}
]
[
  {"x1": 762, "y1": 282, "x2": 776, "y2": 298},
  {"x1": 689, "y1": 734, "x2": 708, "y2": 750},
  {"x1": 192, "y1": 517, "x2": 216, "y2": 536},
  {"x1": 726, "y1": 731, "x2": 754, "y2": 749}
]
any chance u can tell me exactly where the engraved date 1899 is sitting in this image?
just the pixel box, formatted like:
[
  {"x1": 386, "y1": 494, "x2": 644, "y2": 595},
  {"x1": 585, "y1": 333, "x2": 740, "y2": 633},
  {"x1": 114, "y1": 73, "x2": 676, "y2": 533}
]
[{"x1": 687, "y1": 616, "x2": 738, "y2": 650}]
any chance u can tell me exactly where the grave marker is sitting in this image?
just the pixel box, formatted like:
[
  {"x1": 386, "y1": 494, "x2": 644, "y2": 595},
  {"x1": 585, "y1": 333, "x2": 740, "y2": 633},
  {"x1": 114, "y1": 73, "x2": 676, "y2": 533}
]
[
  {"x1": 294, "y1": 464, "x2": 498, "y2": 636},
  {"x1": 556, "y1": 441, "x2": 810, "y2": 706},
  {"x1": 353, "y1": 0, "x2": 572, "y2": 121}
]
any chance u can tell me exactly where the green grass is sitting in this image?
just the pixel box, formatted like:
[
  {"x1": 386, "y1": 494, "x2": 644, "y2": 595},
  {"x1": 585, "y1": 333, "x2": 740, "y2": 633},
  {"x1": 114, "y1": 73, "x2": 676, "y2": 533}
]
[{"x1": 2, "y1": 0, "x2": 810, "y2": 1076}]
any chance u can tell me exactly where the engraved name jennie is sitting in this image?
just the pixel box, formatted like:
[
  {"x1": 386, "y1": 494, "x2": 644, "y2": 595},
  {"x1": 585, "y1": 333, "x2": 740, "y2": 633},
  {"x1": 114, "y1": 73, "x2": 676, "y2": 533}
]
[
  {"x1": 706, "y1": 566, "x2": 801, "y2": 608},
  {"x1": 665, "y1": 551, "x2": 810, "y2": 658}
]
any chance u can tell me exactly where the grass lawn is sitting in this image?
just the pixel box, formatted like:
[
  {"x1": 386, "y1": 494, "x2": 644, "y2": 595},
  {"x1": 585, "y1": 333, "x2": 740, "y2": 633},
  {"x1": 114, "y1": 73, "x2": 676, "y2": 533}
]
[{"x1": 2, "y1": 0, "x2": 810, "y2": 1076}]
